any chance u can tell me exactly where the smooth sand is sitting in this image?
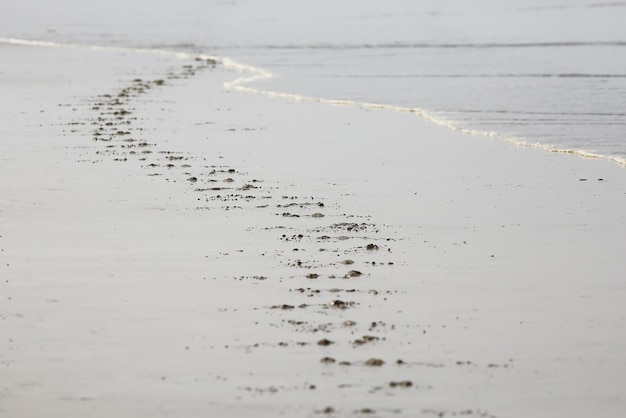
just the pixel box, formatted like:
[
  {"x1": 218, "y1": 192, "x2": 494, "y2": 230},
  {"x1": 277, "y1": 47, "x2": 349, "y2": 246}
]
[{"x1": 2, "y1": 42, "x2": 626, "y2": 418}]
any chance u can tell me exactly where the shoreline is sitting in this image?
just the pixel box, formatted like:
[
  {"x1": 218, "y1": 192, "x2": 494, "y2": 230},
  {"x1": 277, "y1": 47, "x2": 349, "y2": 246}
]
[
  {"x1": 2, "y1": 42, "x2": 626, "y2": 418},
  {"x1": 4, "y1": 37, "x2": 625, "y2": 168},
  {"x1": 225, "y1": 68, "x2": 626, "y2": 169}
]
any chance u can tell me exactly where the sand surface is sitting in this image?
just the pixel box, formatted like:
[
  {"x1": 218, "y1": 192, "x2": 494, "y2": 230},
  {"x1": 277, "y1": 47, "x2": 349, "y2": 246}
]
[{"x1": 2, "y1": 43, "x2": 626, "y2": 418}]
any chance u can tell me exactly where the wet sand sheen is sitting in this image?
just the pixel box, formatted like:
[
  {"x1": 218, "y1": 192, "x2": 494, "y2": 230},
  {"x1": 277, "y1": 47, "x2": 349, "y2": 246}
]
[{"x1": 1, "y1": 42, "x2": 626, "y2": 418}]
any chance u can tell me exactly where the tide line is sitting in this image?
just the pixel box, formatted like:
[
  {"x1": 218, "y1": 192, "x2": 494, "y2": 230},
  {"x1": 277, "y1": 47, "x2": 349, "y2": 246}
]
[{"x1": 221, "y1": 54, "x2": 626, "y2": 167}]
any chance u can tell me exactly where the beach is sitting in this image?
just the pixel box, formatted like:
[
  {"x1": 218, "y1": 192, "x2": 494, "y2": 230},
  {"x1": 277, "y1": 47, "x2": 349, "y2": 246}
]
[{"x1": 2, "y1": 35, "x2": 626, "y2": 418}]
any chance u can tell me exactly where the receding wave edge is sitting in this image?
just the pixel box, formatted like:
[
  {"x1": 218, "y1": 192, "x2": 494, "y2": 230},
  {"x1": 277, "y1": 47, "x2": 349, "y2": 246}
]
[{"x1": 2, "y1": 37, "x2": 624, "y2": 168}]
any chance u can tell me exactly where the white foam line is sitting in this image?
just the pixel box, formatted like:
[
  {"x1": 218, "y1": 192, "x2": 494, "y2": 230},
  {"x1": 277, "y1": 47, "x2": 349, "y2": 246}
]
[
  {"x1": 0, "y1": 37, "x2": 220, "y2": 62},
  {"x1": 4, "y1": 37, "x2": 624, "y2": 167},
  {"x1": 222, "y1": 55, "x2": 626, "y2": 168}
]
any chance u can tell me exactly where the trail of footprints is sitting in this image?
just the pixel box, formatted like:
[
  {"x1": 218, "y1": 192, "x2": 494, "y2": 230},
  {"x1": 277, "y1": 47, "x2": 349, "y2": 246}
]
[{"x1": 71, "y1": 59, "x2": 502, "y2": 418}]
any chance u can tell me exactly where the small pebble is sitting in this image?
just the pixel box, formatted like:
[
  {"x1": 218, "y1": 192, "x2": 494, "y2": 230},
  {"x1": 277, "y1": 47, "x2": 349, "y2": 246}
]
[
  {"x1": 389, "y1": 380, "x2": 413, "y2": 388},
  {"x1": 364, "y1": 358, "x2": 384, "y2": 367}
]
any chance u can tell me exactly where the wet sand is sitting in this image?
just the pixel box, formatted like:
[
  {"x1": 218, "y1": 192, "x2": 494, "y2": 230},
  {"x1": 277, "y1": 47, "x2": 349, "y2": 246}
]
[{"x1": 2, "y1": 43, "x2": 626, "y2": 418}]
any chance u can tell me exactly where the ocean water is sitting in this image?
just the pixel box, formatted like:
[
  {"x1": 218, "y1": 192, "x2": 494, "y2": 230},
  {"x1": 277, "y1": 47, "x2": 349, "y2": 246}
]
[{"x1": 2, "y1": 0, "x2": 625, "y2": 164}]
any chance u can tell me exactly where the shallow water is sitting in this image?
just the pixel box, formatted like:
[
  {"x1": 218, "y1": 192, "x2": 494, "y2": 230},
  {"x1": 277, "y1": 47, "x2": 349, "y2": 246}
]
[{"x1": 2, "y1": 0, "x2": 625, "y2": 163}]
